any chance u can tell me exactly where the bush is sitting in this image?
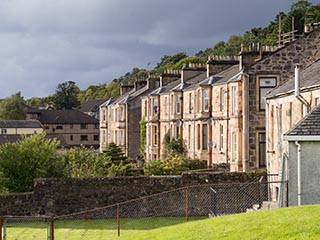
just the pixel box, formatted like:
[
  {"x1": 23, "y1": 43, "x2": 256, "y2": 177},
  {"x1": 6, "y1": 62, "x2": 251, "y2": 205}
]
[{"x1": 0, "y1": 133, "x2": 66, "y2": 192}]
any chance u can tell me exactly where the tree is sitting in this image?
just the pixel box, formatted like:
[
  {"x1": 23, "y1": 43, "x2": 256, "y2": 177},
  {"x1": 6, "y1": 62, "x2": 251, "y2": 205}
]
[
  {"x1": 101, "y1": 142, "x2": 131, "y2": 176},
  {"x1": 53, "y1": 81, "x2": 80, "y2": 109},
  {"x1": 0, "y1": 92, "x2": 26, "y2": 120},
  {"x1": 0, "y1": 133, "x2": 66, "y2": 192},
  {"x1": 139, "y1": 116, "x2": 146, "y2": 156},
  {"x1": 64, "y1": 146, "x2": 101, "y2": 177}
]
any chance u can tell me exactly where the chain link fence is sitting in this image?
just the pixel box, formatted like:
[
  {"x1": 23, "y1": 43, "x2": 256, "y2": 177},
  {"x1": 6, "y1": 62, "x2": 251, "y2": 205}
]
[{"x1": 0, "y1": 181, "x2": 287, "y2": 239}]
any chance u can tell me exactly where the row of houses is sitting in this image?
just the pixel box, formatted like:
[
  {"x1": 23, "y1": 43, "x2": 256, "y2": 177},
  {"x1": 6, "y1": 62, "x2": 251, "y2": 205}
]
[{"x1": 99, "y1": 25, "x2": 320, "y2": 177}]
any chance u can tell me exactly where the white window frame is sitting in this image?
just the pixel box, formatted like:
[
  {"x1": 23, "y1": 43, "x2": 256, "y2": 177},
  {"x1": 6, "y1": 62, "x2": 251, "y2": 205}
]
[{"x1": 259, "y1": 77, "x2": 277, "y2": 111}]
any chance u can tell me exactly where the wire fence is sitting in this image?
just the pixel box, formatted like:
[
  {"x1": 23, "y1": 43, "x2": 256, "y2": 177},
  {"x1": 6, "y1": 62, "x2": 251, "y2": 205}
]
[{"x1": 0, "y1": 180, "x2": 287, "y2": 239}]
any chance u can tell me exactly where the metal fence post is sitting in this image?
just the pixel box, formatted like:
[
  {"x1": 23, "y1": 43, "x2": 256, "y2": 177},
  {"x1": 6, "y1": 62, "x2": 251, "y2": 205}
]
[
  {"x1": 117, "y1": 204, "x2": 120, "y2": 237},
  {"x1": 286, "y1": 181, "x2": 289, "y2": 207},
  {"x1": 0, "y1": 217, "x2": 2, "y2": 240},
  {"x1": 185, "y1": 188, "x2": 189, "y2": 222},
  {"x1": 50, "y1": 218, "x2": 54, "y2": 240}
]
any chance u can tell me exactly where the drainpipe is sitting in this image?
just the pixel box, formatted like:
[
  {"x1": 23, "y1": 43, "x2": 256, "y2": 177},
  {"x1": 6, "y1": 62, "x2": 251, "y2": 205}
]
[
  {"x1": 242, "y1": 71, "x2": 250, "y2": 172},
  {"x1": 294, "y1": 66, "x2": 304, "y2": 206},
  {"x1": 294, "y1": 66, "x2": 310, "y2": 112},
  {"x1": 295, "y1": 141, "x2": 302, "y2": 206},
  {"x1": 226, "y1": 83, "x2": 230, "y2": 164}
]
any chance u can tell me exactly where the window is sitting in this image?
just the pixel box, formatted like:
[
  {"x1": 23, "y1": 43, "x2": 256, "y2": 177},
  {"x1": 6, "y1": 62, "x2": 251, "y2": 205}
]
[
  {"x1": 259, "y1": 133, "x2": 266, "y2": 167},
  {"x1": 188, "y1": 93, "x2": 193, "y2": 113},
  {"x1": 259, "y1": 77, "x2": 276, "y2": 110},
  {"x1": 197, "y1": 124, "x2": 201, "y2": 150},
  {"x1": 153, "y1": 126, "x2": 158, "y2": 146},
  {"x1": 102, "y1": 130, "x2": 106, "y2": 144},
  {"x1": 80, "y1": 124, "x2": 88, "y2": 129},
  {"x1": 315, "y1": 98, "x2": 320, "y2": 106},
  {"x1": 103, "y1": 110, "x2": 106, "y2": 121},
  {"x1": 220, "y1": 88, "x2": 224, "y2": 111},
  {"x1": 176, "y1": 95, "x2": 181, "y2": 114},
  {"x1": 301, "y1": 103, "x2": 307, "y2": 117},
  {"x1": 288, "y1": 103, "x2": 293, "y2": 128},
  {"x1": 70, "y1": 135, "x2": 73, "y2": 141},
  {"x1": 115, "y1": 109, "x2": 118, "y2": 121},
  {"x1": 232, "y1": 86, "x2": 238, "y2": 115},
  {"x1": 144, "y1": 100, "x2": 148, "y2": 117},
  {"x1": 80, "y1": 135, "x2": 88, "y2": 141},
  {"x1": 175, "y1": 126, "x2": 179, "y2": 138},
  {"x1": 44, "y1": 125, "x2": 49, "y2": 129},
  {"x1": 94, "y1": 123, "x2": 99, "y2": 129},
  {"x1": 119, "y1": 107, "x2": 124, "y2": 121},
  {"x1": 219, "y1": 124, "x2": 224, "y2": 152},
  {"x1": 164, "y1": 97, "x2": 168, "y2": 115},
  {"x1": 115, "y1": 130, "x2": 118, "y2": 144},
  {"x1": 188, "y1": 124, "x2": 192, "y2": 149},
  {"x1": 171, "y1": 95, "x2": 174, "y2": 113},
  {"x1": 153, "y1": 98, "x2": 158, "y2": 116},
  {"x1": 70, "y1": 124, "x2": 73, "y2": 129},
  {"x1": 232, "y1": 132, "x2": 238, "y2": 162},
  {"x1": 120, "y1": 130, "x2": 124, "y2": 145},
  {"x1": 202, "y1": 124, "x2": 208, "y2": 150},
  {"x1": 203, "y1": 90, "x2": 209, "y2": 112},
  {"x1": 1, "y1": 129, "x2": 7, "y2": 134},
  {"x1": 197, "y1": 90, "x2": 201, "y2": 112},
  {"x1": 94, "y1": 135, "x2": 99, "y2": 141},
  {"x1": 56, "y1": 125, "x2": 63, "y2": 130}
]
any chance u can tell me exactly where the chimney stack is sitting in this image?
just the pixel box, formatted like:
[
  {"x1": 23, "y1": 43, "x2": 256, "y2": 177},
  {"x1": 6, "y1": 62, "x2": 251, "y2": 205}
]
[
  {"x1": 207, "y1": 56, "x2": 239, "y2": 77},
  {"x1": 160, "y1": 70, "x2": 180, "y2": 87},
  {"x1": 181, "y1": 63, "x2": 206, "y2": 83},
  {"x1": 239, "y1": 43, "x2": 277, "y2": 70},
  {"x1": 134, "y1": 80, "x2": 147, "y2": 91},
  {"x1": 120, "y1": 84, "x2": 134, "y2": 96}
]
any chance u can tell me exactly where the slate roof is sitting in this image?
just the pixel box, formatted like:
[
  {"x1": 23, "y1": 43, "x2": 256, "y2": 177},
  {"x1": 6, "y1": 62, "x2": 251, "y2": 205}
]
[
  {"x1": 285, "y1": 105, "x2": 320, "y2": 136},
  {"x1": 100, "y1": 98, "x2": 114, "y2": 107},
  {"x1": 210, "y1": 64, "x2": 242, "y2": 86},
  {"x1": 266, "y1": 58, "x2": 320, "y2": 98},
  {"x1": 151, "y1": 79, "x2": 181, "y2": 96},
  {"x1": 172, "y1": 72, "x2": 207, "y2": 92},
  {"x1": 37, "y1": 110, "x2": 99, "y2": 124},
  {"x1": 77, "y1": 99, "x2": 108, "y2": 112},
  {"x1": 0, "y1": 120, "x2": 43, "y2": 128}
]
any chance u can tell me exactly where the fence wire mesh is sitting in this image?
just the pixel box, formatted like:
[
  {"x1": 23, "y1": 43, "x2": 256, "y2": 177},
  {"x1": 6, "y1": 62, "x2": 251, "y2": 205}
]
[{"x1": 1, "y1": 181, "x2": 285, "y2": 239}]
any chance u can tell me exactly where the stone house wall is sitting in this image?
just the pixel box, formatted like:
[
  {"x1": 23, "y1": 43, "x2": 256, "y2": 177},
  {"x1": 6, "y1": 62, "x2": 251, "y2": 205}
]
[{"x1": 245, "y1": 28, "x2": 320, "y2": 170}]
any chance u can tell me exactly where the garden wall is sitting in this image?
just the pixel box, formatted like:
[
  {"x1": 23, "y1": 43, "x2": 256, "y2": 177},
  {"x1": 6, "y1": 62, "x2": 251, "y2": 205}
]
[{"x1": 0, "y1": 171, "x2": 265, "y2": 216}]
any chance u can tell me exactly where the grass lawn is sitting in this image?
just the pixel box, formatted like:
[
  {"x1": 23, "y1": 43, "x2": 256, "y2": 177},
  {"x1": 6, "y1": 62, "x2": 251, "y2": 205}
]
[{"x1": 4, "y1": 205, "x2": 320, "y2": 239}]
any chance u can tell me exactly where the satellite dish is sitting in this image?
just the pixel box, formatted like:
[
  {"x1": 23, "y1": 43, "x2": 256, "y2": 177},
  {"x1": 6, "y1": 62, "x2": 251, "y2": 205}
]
[
  {"x1": 207, "y1": 119, "x2": 214, "y2": 126},
  {"x1": 175, "y1": 120, "x2": 182, "y2": 126},
  {"x1": 208, "y1": 141, "x2": 216, "y2": 148}
]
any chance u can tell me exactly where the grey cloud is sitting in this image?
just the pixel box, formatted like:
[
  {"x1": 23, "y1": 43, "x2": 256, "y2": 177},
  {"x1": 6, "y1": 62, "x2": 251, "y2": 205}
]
[{"x1": 0, "y1": 0, "x2": 318, "y2": 98}]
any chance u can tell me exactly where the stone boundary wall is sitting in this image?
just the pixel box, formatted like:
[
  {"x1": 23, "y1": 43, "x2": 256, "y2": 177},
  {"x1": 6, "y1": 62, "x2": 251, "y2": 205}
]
[{"x1": 0, "y1": 171, "x2": 265, "y2": 216}]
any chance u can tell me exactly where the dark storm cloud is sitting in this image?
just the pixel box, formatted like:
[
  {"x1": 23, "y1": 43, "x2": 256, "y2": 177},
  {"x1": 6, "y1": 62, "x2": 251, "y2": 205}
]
[{"x1": 0, "y1": 0, "x2": 317, "y2": 98}]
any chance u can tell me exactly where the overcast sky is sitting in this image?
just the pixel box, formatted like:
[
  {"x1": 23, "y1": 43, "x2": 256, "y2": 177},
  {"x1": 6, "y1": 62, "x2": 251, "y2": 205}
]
[{"x1": 0, "y1": 0, "x2": 318, "y2": 99}]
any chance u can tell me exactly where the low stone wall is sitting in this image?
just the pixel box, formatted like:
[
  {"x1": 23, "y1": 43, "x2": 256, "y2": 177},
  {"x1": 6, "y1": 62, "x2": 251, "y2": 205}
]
[{"x1": 0, "y1": 171, "x2": 265, "y2": 216}]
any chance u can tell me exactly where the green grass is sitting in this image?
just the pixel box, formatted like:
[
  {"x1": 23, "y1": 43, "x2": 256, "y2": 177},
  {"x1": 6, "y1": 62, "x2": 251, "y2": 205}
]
[{"x1": 4, "y1": 205, "x2": 320, "y2": 239}]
